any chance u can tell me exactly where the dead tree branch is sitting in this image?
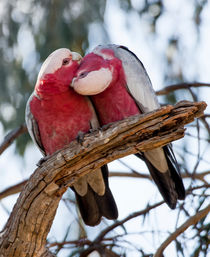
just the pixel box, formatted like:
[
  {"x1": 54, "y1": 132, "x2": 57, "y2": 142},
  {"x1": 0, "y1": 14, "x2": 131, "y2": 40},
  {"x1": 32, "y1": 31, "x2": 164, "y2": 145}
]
[{"x1": 0, "y1": 101, "x2": 206, "y2": 257}]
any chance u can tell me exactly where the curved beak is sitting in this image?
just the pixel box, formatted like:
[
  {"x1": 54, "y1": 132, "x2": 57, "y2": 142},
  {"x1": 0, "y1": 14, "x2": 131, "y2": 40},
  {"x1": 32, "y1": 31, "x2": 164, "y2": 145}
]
[{"x1": 72, "y1": 52, "x2": 82, "y2": 63}]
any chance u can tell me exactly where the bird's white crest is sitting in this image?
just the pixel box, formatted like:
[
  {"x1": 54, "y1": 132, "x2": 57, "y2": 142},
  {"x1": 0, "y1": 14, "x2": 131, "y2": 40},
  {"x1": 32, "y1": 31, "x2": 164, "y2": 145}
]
[
  {"x1": 93, "y1": 46, "x2": 114, "y2": 60},
  {"x1": 37, "y1": 48, "x2": 82, "y2": 81}
]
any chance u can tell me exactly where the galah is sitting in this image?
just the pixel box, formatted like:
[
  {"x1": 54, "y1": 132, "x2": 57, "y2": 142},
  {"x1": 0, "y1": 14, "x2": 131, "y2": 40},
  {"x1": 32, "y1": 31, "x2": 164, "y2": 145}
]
[
  {"x1": 72, "y1": 44, "x2": 185, "y2": 209},
  {"x1": 25, "y1": 48, "x2": 118, "y2": 226}
]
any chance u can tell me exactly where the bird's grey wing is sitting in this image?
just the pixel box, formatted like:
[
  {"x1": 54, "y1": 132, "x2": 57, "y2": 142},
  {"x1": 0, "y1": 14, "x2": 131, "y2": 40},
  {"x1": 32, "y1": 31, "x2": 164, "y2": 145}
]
[
  {"x1": 111, "y1": 45, "x2": 168, "y2": 170},
  {"x1": 111, "y1": 45, "x2": 185, "y2": 208},
  {"x1": 25, "y1": 93, "x2": 45, "y2": 156},
  {"x1": 101, "y1": 44, "x2": 160, "y2": 112}
]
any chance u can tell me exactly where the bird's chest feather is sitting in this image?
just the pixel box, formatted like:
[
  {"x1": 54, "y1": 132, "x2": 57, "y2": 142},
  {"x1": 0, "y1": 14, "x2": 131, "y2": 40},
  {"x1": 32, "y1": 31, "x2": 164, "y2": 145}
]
[
  {"x1": 92, "y1": 81, "x2": 140, "y2": 125},
  {"x1": 30, "y1": 92, "x2": 92, "y2": 155}
]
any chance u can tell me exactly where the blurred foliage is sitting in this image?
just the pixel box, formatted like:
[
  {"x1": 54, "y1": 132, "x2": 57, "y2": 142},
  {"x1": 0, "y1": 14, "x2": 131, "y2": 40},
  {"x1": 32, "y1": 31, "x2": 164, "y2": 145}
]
[
  {"x1": 0, "y1": 0, "x2": 107, "y2": 153},
  {"x1": 0, "y1": 0, "x2": 106, "y2": 126}
]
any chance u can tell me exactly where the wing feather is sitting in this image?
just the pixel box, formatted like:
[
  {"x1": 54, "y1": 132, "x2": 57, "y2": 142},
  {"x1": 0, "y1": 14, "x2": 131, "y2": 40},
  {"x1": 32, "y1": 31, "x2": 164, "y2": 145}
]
[
  {"x1": 25, "y1": 93, "x2": 45, "y2": 156},
  {"x1": 97, "y1": 44, "x2": 160, "y2": 112},
  {"x1": 108, "y1": 45, "x2": 169, "y2": 171},
  {"x1": 102, "y1": 44, "x2": 185, "y2": 208}
]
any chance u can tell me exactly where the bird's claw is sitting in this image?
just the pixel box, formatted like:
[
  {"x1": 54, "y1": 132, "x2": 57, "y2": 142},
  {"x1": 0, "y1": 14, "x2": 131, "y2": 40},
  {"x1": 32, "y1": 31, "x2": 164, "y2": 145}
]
[
  {"x1": 89, "y1": 128, "x2": 98, "y2": 133},
  {"x1": 77, "y1": 131, "x2": 85, "y2": 144},
  {"x1": 36, "y1": 156, "x2": 50, "y2": 167}
]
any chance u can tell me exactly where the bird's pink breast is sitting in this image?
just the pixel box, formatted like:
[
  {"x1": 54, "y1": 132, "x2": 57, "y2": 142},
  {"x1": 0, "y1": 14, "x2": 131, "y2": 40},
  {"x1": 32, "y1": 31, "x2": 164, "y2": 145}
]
[{"x1": 30, "y1": 90, "x2": 92, "y2": 155}]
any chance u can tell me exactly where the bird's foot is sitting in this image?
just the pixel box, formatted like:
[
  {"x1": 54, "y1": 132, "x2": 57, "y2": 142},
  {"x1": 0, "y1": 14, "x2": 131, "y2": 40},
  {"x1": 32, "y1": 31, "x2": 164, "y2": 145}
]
[
  {"x1": 89, "y1": 128, "x2": 98, "y2": 133},
  {"x1": 36, "y1": 156, "x2": 50, "y2": 167},
  {"x1": 77, "y1": 131, "x2": 85, "y2": 144},
  {"x1": 101, "y1": 123, "x2": 112, "y2": 130}
]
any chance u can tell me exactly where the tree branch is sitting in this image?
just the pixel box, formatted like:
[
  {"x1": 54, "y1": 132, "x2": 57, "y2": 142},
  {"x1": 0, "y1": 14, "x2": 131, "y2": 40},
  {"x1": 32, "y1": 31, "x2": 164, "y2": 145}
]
[
  {"x1": 156, "y1": 82, "x2": 210, "y2": 95},
  {"x1": 0, "y1": 101, "x2": 206, "y2": 257},
  {"x1": 0, "y1": 180, "x2": 28, "y2": 200},
  {"x1": 0, "y1": 124, "x2": 27, "y2": 155},
  {"x1": 109, "y1": 172, "x2": 151, "y2": 180},
  {"x1": 109, "y1": 170, "x2": 210, "y2": 183},
  {"x1": 94, "y1": 201, "x2": 164, "y2": 244},
  {"x1": 154, "y1": 204, "x2": 210, "y2": 257},
  {"x1": 79, "y1": 201, "x2": 164, "y2": 257}
]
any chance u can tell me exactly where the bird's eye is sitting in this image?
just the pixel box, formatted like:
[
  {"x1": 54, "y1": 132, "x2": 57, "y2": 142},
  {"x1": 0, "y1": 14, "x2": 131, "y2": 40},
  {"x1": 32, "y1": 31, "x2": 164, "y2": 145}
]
[
  {"x1": 79, "y1": 71, "x2": 88, "y2": 78},
  {"x1": 62, "y1": 58, "x2": 70, "y2": 65}
]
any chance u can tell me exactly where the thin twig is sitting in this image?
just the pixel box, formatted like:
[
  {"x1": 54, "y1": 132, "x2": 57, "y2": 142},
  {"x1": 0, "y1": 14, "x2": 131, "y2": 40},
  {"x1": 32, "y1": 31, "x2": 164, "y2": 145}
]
[
  {"x1": 0, "y1": 124, "x2": 27, "y2": 155},
  {"x1": 48, "y1": 238, "x2": 92, "y2": 248},
  {"x1": 109, "y1": 170, "x2": 209, "y2": 183},
  {"x1": 156, "y1": 83, "x2": 210, "y2": 134},
  {"x1": 203, "y1": 114, "x2": 210, "y2": 118},
  {"x1": 0, "y1": 179, "x2": 28, "y2": 200},
  {"x1": 186, "y1": 184, "x2": 210, "y2": 194},
  {"x1": 109, "y1": 172, "x2": 151, "y2": 180},
  {"x1": 79, "y1": 201, "x2": 164, "y2": 257},
  {"x1": 154, "y1": 204, "x2": 210, "y2": 257},
  {"x1": 94, "y1": 201, "x2": 164, "y2": 243},
  {"x1": 156, "y1": 83, "x2": 210, "y2": 95}
]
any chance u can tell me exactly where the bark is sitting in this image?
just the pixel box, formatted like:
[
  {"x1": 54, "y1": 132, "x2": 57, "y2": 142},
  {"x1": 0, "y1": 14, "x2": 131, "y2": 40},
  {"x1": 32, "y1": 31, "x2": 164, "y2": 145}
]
[{"x1": 0, "y1": 100, "x2": 206, "y2": 257}]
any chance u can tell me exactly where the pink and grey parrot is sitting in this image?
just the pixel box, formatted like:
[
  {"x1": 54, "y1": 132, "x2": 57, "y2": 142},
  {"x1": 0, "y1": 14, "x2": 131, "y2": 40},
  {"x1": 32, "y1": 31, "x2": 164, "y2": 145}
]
[
  {"x1": 25, "y1": 48, "x2": 118, "y2": 226},
  {"x1": 72, "y1": 44, "x2": 185, "y2": 209}
]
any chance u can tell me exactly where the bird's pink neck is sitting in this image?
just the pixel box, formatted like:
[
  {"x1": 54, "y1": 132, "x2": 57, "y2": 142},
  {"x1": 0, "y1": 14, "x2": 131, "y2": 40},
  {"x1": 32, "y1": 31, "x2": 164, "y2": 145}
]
[
  {"x1": 91, "y1": 66, "x2": 140, "y2": 125},
  {"x1": 35, "y1": 75, "x2": 69, "y2": 100}
]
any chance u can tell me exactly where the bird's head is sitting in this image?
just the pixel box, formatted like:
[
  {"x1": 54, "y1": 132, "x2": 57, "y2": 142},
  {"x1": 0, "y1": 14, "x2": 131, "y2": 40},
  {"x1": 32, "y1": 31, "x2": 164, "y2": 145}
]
[
  {"x1": 72, "y1": 46, "x2": 124, "y2": 95},
  {"x1": 35, "y1": 48, "x2": 82, "y2": 96}
]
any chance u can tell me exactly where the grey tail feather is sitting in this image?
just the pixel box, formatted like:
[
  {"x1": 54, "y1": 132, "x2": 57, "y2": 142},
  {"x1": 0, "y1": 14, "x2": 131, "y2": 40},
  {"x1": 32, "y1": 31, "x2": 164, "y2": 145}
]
[
  {"x1": 136, "y1": 145, "x2": 185, "y2": 209},
  {"x1": 163, "y1": 145, "x2": 185, "y2": 200},
  {"x1": 73, "y1": 165, "x2": 118, "y2": 226}
]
